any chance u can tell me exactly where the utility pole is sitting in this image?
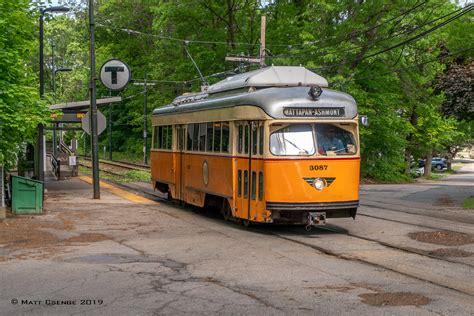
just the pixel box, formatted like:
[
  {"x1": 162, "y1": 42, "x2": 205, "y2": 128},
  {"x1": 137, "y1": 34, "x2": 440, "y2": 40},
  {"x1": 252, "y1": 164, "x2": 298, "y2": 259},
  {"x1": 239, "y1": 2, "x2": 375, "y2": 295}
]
[
  {"x1": 108, "y1": 90, "x2": 113, "y2": 160},
  {"x1": 89, "y1": 0, "x2": 100, "y2": 199},
  {"x1": 225, "y1": 15, "x2": 267, "y2": 69},
  {"x1": 259, "y1": 15, "x2": 266, "y2": 68},
  {"x1": 51, "y1": 42, "x2": 55, "y2": 94},
  {"x1": 143, "y1": 74, "x2": 148, "y2": 165},
  {"x1": 134, "y1": 77, "x2": 156, "y2": 165}
]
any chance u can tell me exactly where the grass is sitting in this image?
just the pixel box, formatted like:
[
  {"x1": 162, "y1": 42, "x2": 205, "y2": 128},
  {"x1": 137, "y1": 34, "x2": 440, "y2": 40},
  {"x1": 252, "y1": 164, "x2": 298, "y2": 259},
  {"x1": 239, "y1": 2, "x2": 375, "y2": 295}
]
[
  {"x1": 426, "y1": 173, "x2": 445, "y2": 180},
  {"x1": 463, "y1": 197, "x2": 474, "y2": 209},
  {"x1": 79, "y1": 166, "x2": 151, "y2": 184}
]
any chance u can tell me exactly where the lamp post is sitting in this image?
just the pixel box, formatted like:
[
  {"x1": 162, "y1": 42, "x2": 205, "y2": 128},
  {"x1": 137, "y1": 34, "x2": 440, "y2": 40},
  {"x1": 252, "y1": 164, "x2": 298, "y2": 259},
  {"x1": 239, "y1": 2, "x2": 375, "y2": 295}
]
[
  {"x1": 52, "y1": 67, "x2": 72, "y2": 156},
  {"x1": 37, "y1": 5, "x2": 70, "y2": 181},
  {"x1": 53, "y1": 68, "x2": 72, "y2": 94}
]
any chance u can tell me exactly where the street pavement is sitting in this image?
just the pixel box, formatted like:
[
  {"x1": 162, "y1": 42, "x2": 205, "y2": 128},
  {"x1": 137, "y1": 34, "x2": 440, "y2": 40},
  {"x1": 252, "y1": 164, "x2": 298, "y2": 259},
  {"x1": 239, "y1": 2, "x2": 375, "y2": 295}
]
[{"x1": 0, "y1": 162, "x2": 473, "y2": 315}]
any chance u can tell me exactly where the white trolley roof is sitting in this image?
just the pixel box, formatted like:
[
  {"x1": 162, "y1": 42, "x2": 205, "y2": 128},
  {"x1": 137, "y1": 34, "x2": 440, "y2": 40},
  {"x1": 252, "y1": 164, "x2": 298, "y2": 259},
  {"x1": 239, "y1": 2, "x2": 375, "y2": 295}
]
[
  {"x1": 206, "y1": 66, "x2": 328, "y2": 94},
  {"x1": 153, "y1": 66, "x2": 357, "y2": 120}
]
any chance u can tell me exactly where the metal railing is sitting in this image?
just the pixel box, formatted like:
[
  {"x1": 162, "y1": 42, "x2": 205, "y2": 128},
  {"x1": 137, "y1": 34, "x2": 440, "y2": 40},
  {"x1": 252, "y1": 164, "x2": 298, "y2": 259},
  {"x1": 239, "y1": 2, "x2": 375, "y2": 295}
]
[
  {"x1": 51, "y1": 154, "x2": 61, "y2": 180},
  {"x1": 59, "y1": 140, "x2": 73, "y2": 155}
]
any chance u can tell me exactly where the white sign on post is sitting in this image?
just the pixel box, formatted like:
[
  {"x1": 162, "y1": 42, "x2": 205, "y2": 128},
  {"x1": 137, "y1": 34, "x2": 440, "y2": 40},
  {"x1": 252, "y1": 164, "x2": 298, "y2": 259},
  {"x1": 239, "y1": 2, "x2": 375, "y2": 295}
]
[
  {"x1": 81, "y1": 110, "x2": 107, "y2": 135},
  {"x1": 69, "y1": 156, "x2": 77, "y2": 166},
  {"x1": 99, "y1": 59, "x2": 131, "y2": 91}
]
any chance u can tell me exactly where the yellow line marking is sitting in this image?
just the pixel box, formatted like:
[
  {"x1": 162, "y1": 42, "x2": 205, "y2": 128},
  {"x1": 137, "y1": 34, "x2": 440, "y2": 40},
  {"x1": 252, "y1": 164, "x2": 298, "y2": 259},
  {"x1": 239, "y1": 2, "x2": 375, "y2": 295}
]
[{"x1": 78, "y1": 176, "x2": 156, "y2": 205}]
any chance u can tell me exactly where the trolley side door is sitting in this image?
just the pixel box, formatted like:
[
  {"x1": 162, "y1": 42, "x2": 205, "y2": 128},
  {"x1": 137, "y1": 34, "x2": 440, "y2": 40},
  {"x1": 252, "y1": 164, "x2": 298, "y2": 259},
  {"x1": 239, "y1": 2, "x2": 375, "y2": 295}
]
[
  {"x1": 175, "y1": 125, "x2": 186, "y2": 201},
  {"x1": 235, "y1": 121, "x2": 265, "y2": 223}
]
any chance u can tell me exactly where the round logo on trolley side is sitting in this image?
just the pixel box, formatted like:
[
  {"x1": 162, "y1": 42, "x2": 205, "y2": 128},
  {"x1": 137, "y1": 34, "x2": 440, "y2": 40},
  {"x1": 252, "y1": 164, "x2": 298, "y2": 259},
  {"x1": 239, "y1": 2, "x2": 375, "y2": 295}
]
[
  {"x1": 202, "y1": 160, "x2": 209, "y2": 186},
  {"x1": 99, "y1": 59, "x2": 131, "y2": 91}
]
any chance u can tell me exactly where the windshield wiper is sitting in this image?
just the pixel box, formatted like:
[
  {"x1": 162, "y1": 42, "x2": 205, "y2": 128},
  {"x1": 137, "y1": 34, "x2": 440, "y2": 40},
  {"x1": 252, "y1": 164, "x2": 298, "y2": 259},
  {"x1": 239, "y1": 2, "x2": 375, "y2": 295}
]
[{"x1": 284, "y1": 138, "x2": 309, "y2": 154}]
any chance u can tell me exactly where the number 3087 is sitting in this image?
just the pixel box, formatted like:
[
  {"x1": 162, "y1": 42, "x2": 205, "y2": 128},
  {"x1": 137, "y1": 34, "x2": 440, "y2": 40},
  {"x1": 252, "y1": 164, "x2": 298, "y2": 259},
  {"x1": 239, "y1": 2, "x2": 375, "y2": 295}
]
[{"x1": 309, "y1": 165, "x2": 328, "y2": 171}]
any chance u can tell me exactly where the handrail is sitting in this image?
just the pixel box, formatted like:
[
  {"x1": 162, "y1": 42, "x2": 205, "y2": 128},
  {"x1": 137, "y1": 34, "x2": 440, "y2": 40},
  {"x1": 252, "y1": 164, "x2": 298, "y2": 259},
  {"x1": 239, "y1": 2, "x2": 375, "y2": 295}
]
[
  {"x1": 51, "y1": 154, "x2": 61, "y2": 180},
  {"x1": 59, "y1": 140, "x2": 73, "y2": 155}
]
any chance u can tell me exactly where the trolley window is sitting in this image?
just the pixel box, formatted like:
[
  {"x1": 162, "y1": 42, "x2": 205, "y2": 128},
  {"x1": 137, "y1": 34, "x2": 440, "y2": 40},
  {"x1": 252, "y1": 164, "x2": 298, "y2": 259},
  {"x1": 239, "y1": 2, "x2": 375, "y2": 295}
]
[
  {"x1": 252, "y1": 126, "x2": 258, "y2": 155},
  {"x1": 316, "y1": 124, "x2": 356, "y2": 156},
  {"x1": 244, "y1": 125, "x2": 249, "y2": 154},
  {"x1": 222, "y1": 122, "x2": 230, "y2": 153},
  {"x1": 206, "y1": 123, "x2": 213, "y2": 152},
  {"x1": 258, "y1": 172, "x2": 264, "y2": 201},
  {"x1": 270, "y1": 123, "x2": 357, "y2": 156},
  {"x1": 187, "y1": 124, "x2": 194, "y2": 151},
  {"x1": 270, "y1": 124, "x2": 315, "y2": 156},
  {"x1": 237, "y1": 170, "x2": 242, "y2": 197},
  {"x1": 251, "y1": 171, "x2": 257, "y2": 200},
  {"x1": 213, "y1": 122, "x2": 221, "y2": 152},
  {"x1": 198, "y1": 123, "x2": 206, "y2": 151},
  {"x1": 243, "y1": 170, "x2": 248, "y2": 198},
  {"x1": 258, "y1": 126, "x2": 264, "y2": 155},
  {"x1": 238, "y1": 125, "x2": 243, "y2": 153},
  {"x1": 154, "y1": 125, "x2": 172, "y2": 150}
]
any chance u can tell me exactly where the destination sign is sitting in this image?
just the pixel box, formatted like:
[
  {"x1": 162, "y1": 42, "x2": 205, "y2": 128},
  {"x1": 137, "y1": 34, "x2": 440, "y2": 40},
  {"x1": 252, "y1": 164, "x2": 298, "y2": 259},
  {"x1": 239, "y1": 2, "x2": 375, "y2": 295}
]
[{"x1": 283, "y1": 107, "x2": 345, "y2": 117}]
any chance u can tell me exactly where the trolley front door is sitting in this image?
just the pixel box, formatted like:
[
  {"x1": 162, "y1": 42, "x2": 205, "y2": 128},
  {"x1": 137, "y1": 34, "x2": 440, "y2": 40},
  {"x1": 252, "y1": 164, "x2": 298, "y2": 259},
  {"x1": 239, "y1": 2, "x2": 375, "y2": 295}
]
[
  {"x1": 175, "y1": 125, "x2": 186, "y2": 201},
  {"x1": 236, "y1": 121, "x2": 264, "y2": 223}
]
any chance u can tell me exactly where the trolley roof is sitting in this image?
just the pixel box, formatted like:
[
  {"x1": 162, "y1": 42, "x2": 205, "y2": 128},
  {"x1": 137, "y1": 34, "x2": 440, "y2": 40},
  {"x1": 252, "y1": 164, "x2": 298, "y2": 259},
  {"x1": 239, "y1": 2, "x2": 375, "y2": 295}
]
[
  {"x1": 153, "y1": 66, "x2": 357, "y2": 120},
  {"x1": 206, "y1": 66, "x2": 328, "y2": 94}
]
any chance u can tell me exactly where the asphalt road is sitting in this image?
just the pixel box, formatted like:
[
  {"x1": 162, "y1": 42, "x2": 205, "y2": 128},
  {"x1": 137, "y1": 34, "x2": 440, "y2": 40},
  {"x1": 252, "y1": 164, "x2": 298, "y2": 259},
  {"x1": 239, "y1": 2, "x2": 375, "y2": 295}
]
[{"x1": 0, "y1": 162, "x2": 473, "y2": 315}]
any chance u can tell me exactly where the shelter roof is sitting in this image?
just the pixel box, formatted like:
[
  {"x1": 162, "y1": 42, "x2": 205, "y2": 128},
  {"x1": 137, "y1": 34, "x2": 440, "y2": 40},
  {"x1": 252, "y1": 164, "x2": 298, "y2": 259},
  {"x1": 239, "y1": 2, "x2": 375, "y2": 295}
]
[{"x1": 49, "y1": 97, "x2": 122, "y2": 111}]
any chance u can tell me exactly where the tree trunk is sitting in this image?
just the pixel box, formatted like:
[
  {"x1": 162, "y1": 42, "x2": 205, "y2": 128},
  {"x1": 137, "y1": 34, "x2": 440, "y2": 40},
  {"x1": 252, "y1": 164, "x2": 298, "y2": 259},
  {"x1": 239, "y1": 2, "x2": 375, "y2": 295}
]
[
  {"x1": 404, "y1": 149, "x2": 412, "y2": 175},
  {"x1": 424, "y1": 154, "x2": 432, "y2": 178},
  {"x1": 0, "y1": 165, "x2": 4, "y2": 208}
]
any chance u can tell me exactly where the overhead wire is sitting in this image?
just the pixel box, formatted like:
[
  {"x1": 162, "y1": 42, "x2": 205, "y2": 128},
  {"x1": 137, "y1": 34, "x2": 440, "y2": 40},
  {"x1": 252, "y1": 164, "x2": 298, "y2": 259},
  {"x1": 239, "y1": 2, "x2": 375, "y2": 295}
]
[
  {"x1": 268, "y1": 4, "x2": 468, "y2": 60},
  {"x1": 334, "y1": 46, "x2": 474, "y2": 85},
  {"x1": 266, "y1": 0, "x2": 430, "y2": 48},
  {"x1": 309, "y1": 4, "x2": 473, "y2": 71}
]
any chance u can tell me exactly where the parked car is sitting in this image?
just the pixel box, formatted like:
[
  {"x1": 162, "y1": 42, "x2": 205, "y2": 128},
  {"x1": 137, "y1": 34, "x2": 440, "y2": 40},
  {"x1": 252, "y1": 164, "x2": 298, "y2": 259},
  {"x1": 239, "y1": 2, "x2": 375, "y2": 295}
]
[
  {"x1": 432, "y1": 157, "x2": 447, "y2": 170},
  {"x1": 418, "y1": 157, "x2": 447, "y2": 171}
]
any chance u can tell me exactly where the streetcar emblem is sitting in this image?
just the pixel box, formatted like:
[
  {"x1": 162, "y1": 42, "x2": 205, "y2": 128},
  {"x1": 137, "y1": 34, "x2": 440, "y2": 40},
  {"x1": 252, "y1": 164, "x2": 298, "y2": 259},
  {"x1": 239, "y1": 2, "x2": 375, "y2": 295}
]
[{"x1": 303, "y1": 177, "x2": 335, "y2": 189}]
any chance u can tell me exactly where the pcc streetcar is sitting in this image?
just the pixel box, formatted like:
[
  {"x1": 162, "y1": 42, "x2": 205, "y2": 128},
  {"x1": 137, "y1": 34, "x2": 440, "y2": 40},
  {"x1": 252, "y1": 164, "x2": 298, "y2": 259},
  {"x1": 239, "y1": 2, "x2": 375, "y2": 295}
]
[{"x1": 151, "y1": 66, "x2": 360, "y2": 228}]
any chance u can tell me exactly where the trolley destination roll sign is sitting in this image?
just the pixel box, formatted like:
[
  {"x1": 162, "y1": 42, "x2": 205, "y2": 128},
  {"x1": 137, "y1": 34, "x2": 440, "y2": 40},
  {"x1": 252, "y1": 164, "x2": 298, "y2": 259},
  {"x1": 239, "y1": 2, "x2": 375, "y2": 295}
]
[{"x1": 283, "y1": 107, "x2": 345, "y2": 117}]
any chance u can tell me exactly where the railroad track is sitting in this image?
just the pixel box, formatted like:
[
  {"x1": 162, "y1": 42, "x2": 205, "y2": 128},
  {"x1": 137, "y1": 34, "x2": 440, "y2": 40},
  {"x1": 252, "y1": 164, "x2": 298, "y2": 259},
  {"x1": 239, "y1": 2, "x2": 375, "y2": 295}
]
[
  {"x1": 80, "y1": 156, "x2": 150, "y2": 171},
  {"x1": 75, "y1": 171, "x2": 474, "y2": 295}
]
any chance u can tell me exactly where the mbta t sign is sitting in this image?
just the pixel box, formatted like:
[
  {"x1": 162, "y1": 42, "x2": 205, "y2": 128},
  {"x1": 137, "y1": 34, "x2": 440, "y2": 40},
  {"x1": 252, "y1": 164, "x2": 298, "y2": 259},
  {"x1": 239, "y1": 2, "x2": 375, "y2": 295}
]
[{"x1": 99, "y1": 59, "x2": 131, "y2": 91}]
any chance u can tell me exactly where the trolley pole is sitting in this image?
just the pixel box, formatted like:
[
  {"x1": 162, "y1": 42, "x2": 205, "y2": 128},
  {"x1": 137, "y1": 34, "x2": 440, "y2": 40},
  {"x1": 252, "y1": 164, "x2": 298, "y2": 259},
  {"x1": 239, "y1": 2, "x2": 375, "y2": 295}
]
[{"x1": 89, "y1": 0, "x2": 100, "y2": 199}]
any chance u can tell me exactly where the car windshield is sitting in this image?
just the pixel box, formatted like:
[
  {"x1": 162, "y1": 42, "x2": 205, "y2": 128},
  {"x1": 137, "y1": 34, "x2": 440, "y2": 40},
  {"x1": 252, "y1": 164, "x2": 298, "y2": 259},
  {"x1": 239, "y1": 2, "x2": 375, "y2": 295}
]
[
  {"x1": 315, "y1": 124, "x2": 357, "y2": 156},
  {"x1": 270, "y1": 124, "x2": 315, "y2": 156},
  {"x1": 269, "y1": 123, "x2": 357, "y2": 156}
]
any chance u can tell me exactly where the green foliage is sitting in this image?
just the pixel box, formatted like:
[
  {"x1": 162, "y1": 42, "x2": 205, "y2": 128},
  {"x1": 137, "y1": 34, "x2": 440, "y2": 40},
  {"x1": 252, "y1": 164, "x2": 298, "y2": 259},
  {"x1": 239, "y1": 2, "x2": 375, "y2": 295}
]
[
  {"x1": 0, "y1": 0, "x2": 49, "y2": 167},
  {"x1": 36, "y1": 0, "x2": 473, "y2": 182},
  {"x1": 463, "y1": 196, "x2": 474, "y2": 209}
]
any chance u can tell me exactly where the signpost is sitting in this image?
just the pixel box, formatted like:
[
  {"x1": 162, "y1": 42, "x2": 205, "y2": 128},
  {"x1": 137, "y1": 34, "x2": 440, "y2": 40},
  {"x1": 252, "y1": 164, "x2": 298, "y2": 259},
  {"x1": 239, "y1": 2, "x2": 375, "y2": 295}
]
[
  {"x1": 100, "y1": 59, "x2": 131, "y2": 91},
  {"x1": 81, "y1": 111, "x2": 107, "y2": 136}
]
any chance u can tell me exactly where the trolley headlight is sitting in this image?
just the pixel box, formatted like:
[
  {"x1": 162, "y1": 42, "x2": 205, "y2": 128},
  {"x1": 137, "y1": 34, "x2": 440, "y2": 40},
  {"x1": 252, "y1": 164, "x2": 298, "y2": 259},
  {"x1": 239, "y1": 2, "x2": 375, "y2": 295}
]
[{"x1": 312, "y1": 178, "x2": 326, "y2": 191}]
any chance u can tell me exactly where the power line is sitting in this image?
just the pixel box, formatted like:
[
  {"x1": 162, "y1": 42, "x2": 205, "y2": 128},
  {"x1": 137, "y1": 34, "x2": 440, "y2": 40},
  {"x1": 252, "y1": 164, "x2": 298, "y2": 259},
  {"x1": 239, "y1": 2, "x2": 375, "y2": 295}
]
[
  {"x1": 267, "y1": 0, "x2": 429, "y2": 49},
  {"x1": 96, "y1": 22, "x2": 256, "y2": 47},
  {"x1": 96, "y1": 1, "x2": 429, "y2": 50},
  {"x1": 335, "y1": 46, "x2": 474, "y2": 85},
  {"x1": 268, "y1": 4, "x2": 467, "y2": 60},
  {"x1": 309, "y1": 4, "x2": 473, "y2": 71}
]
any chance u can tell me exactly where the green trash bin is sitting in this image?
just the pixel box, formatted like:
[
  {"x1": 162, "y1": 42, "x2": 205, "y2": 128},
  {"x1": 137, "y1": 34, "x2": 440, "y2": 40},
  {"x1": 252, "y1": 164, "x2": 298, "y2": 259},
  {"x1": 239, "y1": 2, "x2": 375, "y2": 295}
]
[{"x1": 11, "y1": 175, "x2": 44, "y2": 214}]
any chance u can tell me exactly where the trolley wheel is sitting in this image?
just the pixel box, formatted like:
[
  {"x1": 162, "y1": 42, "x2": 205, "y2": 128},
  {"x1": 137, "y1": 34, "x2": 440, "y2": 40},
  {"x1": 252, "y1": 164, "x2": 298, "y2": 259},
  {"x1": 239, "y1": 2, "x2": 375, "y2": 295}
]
[
  {"x1": 241, "y1": 218, "x2": 251, "y2": 228},
  {"x1": 221, "y1": 200, "x2": 232, "y2": 221}
]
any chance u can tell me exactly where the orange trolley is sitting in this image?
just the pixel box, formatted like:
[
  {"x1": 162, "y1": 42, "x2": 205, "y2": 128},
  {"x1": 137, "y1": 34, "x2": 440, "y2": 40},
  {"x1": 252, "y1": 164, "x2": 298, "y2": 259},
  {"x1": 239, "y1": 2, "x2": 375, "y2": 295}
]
[{"x1": 151, "y1": 66, "x2": 360, "y2": 228}]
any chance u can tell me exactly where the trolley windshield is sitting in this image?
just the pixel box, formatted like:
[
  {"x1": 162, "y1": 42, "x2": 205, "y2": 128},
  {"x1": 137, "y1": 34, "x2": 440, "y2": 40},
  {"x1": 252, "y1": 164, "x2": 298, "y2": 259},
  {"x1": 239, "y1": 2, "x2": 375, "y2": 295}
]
[{"x1": 270, "y1": 123, "x2": 357, "y2": 156}]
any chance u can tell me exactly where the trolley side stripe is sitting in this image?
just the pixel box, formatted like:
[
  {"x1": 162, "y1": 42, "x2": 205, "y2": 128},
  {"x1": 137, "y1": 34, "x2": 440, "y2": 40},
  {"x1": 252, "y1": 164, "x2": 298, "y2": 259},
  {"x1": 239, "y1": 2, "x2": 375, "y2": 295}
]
[{"x1": 151, "y1": 151, "x2": 360, "y2": 161}]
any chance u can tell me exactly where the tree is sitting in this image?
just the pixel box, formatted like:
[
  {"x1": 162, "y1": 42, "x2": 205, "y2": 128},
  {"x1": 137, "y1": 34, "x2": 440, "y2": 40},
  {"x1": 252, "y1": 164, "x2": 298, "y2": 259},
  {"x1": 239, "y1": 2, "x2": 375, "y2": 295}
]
[{"x1": 0, "y1": 0, "x2": 48, "y2": 169}]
